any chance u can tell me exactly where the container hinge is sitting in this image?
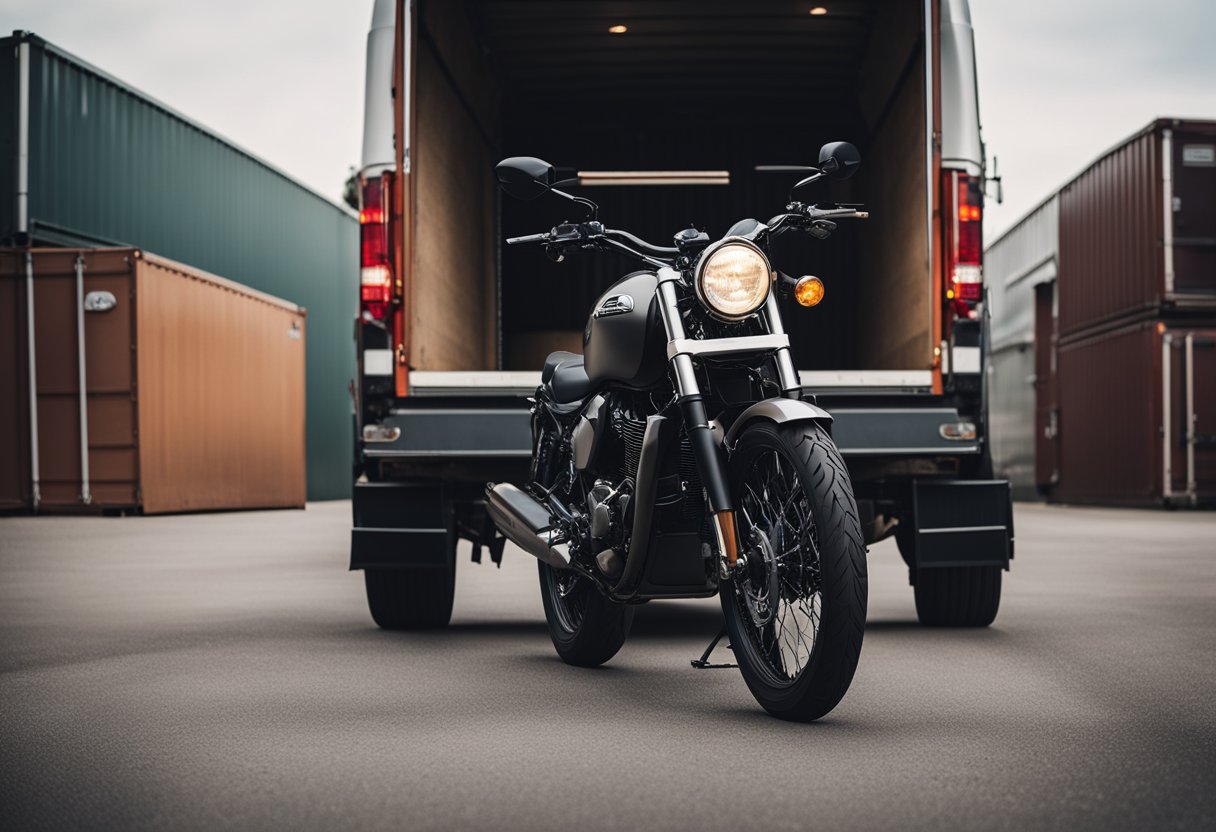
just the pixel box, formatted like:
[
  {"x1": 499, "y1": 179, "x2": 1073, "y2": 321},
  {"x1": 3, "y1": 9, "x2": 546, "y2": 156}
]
[
  {"x1": 25, "y1": 250, "x2": 41, "y2": 509},
  {"x1": 75, "y1": 254, "x2": 92, "y2": 504}
]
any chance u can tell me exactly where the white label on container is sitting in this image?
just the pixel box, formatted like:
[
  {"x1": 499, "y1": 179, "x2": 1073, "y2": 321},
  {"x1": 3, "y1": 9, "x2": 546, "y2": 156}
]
[
  {"x1": 1182, "y1": 144, "x2": 1215, "y2": 166},
  {"x1": 364, "y1": 349, "x2": 393, "y2": 376}
]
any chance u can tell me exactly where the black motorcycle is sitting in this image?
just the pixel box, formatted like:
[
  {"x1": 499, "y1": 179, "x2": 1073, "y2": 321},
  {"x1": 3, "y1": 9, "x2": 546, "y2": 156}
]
[{"x1": 487, "y1": 142, "x2": 869, "y2": 721}]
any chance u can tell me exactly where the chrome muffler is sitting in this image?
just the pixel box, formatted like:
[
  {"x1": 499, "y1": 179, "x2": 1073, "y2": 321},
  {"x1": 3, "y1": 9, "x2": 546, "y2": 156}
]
[{"x1": 485, "y1": 483, "x2": 571, "y2": 569}]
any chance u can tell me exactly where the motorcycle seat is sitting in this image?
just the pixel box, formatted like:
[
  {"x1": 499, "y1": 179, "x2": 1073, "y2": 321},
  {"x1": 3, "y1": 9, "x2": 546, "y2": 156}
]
[{"x1": 543, "y1": 351, "x2": 593, "y2": 404}]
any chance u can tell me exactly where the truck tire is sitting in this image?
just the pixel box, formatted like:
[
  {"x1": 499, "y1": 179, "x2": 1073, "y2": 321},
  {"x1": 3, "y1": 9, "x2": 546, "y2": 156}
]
[
  {"x1": 364, "y1": 567, "x2": 455, "y2": 630},
  {"x1": 913, "y1": 566, "x2": 1001, "y2": 627}
]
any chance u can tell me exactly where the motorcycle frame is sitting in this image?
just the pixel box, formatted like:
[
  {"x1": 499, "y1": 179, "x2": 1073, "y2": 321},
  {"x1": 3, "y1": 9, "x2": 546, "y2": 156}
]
[{"x1": 602, "y1": 264, "x2": 804, "y2": 599}]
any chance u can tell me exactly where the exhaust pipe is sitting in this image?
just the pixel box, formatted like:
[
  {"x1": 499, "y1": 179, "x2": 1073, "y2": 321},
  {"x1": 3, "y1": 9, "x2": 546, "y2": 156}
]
[{"x1": 486, "y1": 483, "x2": 571, "y2": 569}]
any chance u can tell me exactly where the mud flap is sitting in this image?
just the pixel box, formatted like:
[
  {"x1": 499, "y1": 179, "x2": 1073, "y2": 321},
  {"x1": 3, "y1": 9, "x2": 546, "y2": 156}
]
[
  {"x1": 349, "y1": 481, "x2": 452, "y2": 570},
  {"x1": 905, "y1": 480, "x2": 1013, "y2": 570}
]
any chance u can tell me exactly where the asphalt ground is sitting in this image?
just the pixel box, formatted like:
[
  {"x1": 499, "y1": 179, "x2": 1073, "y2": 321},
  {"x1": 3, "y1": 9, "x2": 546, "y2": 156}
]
[{"x1": 1, "y1": 502, "x2": 1214, "y2": 831}]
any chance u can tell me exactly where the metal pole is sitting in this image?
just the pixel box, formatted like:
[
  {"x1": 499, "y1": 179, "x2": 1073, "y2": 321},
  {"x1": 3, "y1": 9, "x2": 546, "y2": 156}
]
[
  {"x1": 17, "y1": 39, "x2": 30, "y2": 235},
  {"x1": 1162, "y1": 333, "x2": 1172, "y2": 502},
  {"x1": 1162, "y1": 128, "x2": 1175, "y2": 295},
  {"x1": 75, "y1": 254, "x2": 92, "y2": 505},
  {"x1": 25, "y1": 251, "x2": 41, "y2": 509},
  {"x1": 1185, "y1": 333, "x2": 1195, "y2": 504}
]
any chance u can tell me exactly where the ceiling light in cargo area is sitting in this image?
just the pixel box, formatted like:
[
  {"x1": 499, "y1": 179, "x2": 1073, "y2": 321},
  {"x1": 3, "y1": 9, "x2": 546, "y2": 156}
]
[
  {"x1": 609, "y1": 24, "x2": 628, "y2": 34},
  {"x1": 809, "y1": 7, "x2": 828, "y2": 15}
]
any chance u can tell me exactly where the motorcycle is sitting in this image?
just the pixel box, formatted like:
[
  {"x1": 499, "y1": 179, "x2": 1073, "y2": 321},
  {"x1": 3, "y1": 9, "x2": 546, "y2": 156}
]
[{"x1": 487, "y1": 142, "x2": 869, "y2": 721}]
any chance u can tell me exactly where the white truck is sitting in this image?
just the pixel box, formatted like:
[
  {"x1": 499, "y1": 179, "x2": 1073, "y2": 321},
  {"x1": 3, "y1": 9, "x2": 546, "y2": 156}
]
[{"x1": 350, "y1": 0, "x2": 1013, "y2": 629}]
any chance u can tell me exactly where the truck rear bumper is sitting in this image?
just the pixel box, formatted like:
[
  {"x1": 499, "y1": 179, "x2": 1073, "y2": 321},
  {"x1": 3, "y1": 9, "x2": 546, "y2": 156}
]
[{"x1": 362, "y1": 404, "x2": 980, "y2": 459}]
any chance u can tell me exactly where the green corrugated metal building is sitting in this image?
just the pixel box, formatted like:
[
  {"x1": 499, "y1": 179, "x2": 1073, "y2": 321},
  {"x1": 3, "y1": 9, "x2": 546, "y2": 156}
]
[{"x1": 2, "y1": 31, "x2": 357, "y2": 500}]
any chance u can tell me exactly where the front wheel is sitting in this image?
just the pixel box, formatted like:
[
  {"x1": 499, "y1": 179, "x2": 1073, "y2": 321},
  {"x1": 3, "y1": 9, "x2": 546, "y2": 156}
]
[
  {"x1": 539, "y1": 563, "x2": 634, "y2": 667},
  {"x1": 721, "y1": 422, "x2": 868, "y2": 721}
]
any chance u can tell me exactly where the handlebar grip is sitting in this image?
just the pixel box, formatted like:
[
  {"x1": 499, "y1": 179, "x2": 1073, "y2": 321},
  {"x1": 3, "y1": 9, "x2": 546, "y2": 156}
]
[{"x1": 506, "y1": 232, "x2": 550, "y2": 245}]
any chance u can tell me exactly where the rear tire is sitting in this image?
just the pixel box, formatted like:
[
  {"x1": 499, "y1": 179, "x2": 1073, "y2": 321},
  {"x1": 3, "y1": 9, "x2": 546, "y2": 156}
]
[
  {"x1": 364, "y1": 567, "x2": 455, "y2": 630},
  {"x1": 913, "y1": 566, "x2": 1001, "y2": 627},
  {"x1": 539, "y1": 563, "x2": 634, "y2": 667}
]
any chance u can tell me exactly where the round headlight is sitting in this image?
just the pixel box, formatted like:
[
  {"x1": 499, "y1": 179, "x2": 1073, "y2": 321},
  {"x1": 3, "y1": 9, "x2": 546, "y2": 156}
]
[{"x1": 695, "y1": 239, "x2": 773, "y2": 321}]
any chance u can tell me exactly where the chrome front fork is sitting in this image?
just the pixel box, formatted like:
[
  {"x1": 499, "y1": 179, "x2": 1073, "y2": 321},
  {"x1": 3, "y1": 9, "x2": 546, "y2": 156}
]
[
  {"x1": 656, "y1": 266, "x2": 802, "y2": 406},
  {"x1": 762, "y1": 291, "x2": 803, "y2": 399},
  {"x1": 655, "y1": 267, "x2": 800, "y2": 577}
]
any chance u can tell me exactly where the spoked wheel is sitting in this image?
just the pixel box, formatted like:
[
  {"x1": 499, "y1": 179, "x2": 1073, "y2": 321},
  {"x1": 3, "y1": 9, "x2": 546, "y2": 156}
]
[
  {"x1": 721, "y1": 422, "x2": 867, "y2": 721},
  {"x1": 539, "y1": 562, "x2": 634, "y2": 668}
]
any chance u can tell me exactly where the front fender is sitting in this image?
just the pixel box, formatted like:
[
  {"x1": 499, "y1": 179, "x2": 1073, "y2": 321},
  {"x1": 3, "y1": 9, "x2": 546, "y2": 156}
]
[{"x1": 723, "y1": 398, "x2": 833, "y2": 448}]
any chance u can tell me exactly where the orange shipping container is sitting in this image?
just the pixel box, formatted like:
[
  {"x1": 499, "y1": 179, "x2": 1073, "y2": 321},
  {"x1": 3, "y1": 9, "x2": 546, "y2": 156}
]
[{"x1": 1, "y1": 248, "x2": 306, "y2": 513}]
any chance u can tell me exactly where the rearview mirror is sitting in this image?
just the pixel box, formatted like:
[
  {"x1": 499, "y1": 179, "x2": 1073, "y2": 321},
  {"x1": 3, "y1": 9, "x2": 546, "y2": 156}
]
[
  {"x1": 496, "y1": 156, "x2": 557, "y2": 200},
  {"x1": 817, "y1": 142, "x2": 861, "y2": 181}
]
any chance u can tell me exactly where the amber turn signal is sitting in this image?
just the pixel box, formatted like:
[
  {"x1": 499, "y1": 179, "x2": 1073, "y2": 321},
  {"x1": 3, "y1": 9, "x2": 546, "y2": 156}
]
[{"x1": 794, "y1": 275, "x2": 825, "y2": 307}]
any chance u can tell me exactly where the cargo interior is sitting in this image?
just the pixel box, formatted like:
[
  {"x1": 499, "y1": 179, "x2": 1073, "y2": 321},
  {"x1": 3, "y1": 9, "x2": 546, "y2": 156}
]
[{"x1": 410, "y1": 0, "x2": 932, "y2": 375}]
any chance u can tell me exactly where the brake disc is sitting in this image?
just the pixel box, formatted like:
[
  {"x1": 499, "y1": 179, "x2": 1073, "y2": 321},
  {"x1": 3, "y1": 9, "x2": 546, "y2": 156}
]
[{"x1": 741, "y1": 530, "x2": 781, "y2": 627}]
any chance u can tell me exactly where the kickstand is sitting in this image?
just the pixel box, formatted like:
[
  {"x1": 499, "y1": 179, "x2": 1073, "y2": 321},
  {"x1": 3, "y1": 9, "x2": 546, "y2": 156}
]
[{"x1": 690, "y1": 625, "x2": 737, "y2": 669}]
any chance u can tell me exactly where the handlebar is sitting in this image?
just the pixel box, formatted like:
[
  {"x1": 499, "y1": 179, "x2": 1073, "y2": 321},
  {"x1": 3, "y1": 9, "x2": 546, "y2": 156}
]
[
  {"x1": 602, "y1": 228, "x2": 679, "y2": 256},
  {"x1": 505, "y1": 203, "x2": 868, "y2": 266}
]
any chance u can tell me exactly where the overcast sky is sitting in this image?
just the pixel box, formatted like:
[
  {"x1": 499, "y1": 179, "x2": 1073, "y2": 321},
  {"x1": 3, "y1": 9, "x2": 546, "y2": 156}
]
[{"x1": 5, "y1": 0, "x2": 1215, "y2": 240}]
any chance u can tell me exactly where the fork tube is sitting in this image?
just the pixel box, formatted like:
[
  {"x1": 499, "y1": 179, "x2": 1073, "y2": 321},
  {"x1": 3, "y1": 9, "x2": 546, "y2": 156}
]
[
  {"x1": 656, "y1": 268, "x2": 737, "y2": 564},
  {"x1": 763, "y1": 292, "x2": 802, "y2": 398}
]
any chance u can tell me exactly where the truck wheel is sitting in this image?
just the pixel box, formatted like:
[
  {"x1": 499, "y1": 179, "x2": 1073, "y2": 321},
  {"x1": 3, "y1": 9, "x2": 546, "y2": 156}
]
[
  {"x1": 364, "y1": 567, "x2": 455, "y2": 630},
  {"x1": 913, "y1": 566, "x2": 1001, "y2": 627}
]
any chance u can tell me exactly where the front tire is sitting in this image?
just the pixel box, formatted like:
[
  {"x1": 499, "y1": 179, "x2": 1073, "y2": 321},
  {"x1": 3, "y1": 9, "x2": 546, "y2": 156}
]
[
  {"x1": 913, "y1": 566, "x2": 1001, "y2": 627},
  {"x1": 539, "y1": 563, "x2": 634, "y2": 667},
  {"x1": 364, "y1": 567, "x2": 455, "y2": 630},
  {"x1": 722, "y1": 422, "x2": 867, "y2": 722}
]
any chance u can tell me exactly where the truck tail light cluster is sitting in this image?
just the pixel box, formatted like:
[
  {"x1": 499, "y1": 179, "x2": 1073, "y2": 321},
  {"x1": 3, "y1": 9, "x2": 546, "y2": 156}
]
[
  {"x1": 944, "y1": 170, "x2": 983, "y2": 320},
  {"x1": 360, "y1": 174, "x2": 393, "y2": 321}
]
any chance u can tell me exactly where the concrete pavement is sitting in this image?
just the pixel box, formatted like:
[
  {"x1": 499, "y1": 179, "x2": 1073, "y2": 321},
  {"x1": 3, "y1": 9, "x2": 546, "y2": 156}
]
[{"x1": 1, "y1": 502, "x2": 1214, "y2": 831}]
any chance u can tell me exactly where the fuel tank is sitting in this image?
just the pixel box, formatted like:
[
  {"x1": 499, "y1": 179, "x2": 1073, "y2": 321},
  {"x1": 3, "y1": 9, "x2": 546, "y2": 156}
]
[{"x1": 583, "y1": 271, "x2": 667, "y2": 389}]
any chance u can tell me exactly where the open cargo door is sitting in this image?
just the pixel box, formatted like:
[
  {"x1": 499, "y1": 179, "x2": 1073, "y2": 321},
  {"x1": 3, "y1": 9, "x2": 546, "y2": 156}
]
[{"x1": 1165, "y1": 329, "x2": 1216, "y2": 504}]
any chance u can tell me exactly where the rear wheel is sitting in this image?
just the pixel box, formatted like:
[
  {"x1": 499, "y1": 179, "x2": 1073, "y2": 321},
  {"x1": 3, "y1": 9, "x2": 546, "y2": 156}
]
[
  {"x1": 364, "y1": 567, "x2": 455, "y2": 630},
  {"x1": 721, "y1": 422, "x2": 867, "y2": 722},
  {"x1": 913, "y1": 566, "x2": 1001, "y2": 627},
  {"x1": 539, "y1": 563, "x2": 634, "y2": 667}
]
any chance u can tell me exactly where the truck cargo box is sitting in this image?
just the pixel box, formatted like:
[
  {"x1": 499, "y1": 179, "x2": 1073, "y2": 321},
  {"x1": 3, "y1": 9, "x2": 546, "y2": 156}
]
[
  {"x1": 1, "y1": 248, "x2": 306, "y2": 513},
  {"x1": 389, "y1": 0, "x2": 945, "y2": 389}
]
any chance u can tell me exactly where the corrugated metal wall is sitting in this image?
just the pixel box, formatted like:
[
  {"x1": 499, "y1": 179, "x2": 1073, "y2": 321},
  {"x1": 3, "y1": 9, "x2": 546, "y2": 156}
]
[
  {"x1": 987, "y1": 118, "x2": 1216, "y2": 506},
  {"x1": 2, "y1": 34, "x2": 356, "y2": 500},
  {"x1": 985, "y1": 196, "x2": 1058, "y2": 498},
  {"x1": 1055, "y1": 321, "x2": 1161, "y2": 505},
  {"x1": 1057, "y1": 127, "x2": 1164, "y2": 336}
]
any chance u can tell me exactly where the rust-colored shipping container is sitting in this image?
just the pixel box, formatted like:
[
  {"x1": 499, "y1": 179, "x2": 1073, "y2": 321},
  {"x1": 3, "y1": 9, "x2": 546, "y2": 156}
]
[
  {"x1": 1047, "y1": 319, "x2": 1216, "y2": 506},
  {"x1": 1, "y1": 248, "x2": 306, "y2": 513},
  {"x1": 1057, "y1": 119, "x2": 1216, "y2": 338}
]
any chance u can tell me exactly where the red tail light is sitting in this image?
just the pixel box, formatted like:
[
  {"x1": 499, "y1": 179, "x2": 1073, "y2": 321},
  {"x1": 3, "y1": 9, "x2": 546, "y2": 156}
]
[
  {"x1": 360, "y1": 174, "x2": 393, "y2": 321},
  {"x1": 944, "y1": 171, "x2": 983, "y2": 319}
]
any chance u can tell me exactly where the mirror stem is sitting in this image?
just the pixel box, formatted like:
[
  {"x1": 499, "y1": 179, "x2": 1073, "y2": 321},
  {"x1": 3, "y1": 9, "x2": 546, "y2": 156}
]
[{"x1": 552, "y1": 188, "x2": 598, "y2": 220}]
